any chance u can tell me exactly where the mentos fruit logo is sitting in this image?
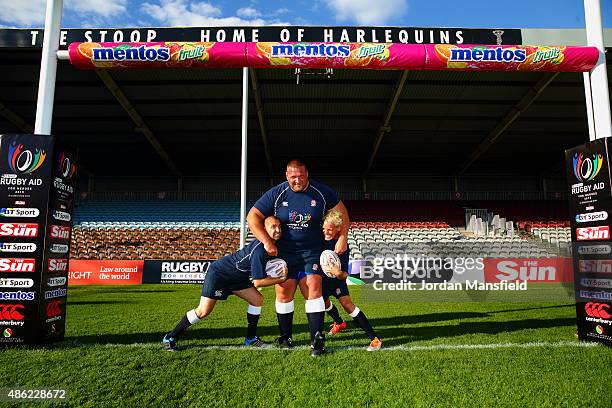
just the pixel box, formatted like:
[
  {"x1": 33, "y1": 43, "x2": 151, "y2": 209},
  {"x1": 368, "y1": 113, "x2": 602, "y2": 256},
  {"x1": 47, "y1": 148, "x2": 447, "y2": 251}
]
[
  {"x1": 92, "y1": 45, "x2": 170, "y2": 62},
  {"x1": 0, "y1": 258, "x2": 36, "y2": 273},
  {"x1": 49, "y1": 225, "x2": 70, "y2": 240},
  {"x1": 576, "y1": 211, "x2": 608, "y2": 223},
  {"x1": 271, "y1": 43, "x2": 351, "y2": 58},
  {"x1": 0, "y1": 208, "x2": 39, "y2": 218},
  {"x1": 573, "y1": 153, "x2": 603, "y2": 182},
  {"x1": 58, "y1": 152, "x2": 76, "y2": 180},
  {"x1": 449, "y1": 47, "x2": 527, "y2": 63},
  {"x1": 531, "y1": 47, "x2": 562, "y2": 63},
  {"x1": 7, "y1": 142, "x2": 46, "y2": 175},
  {"x1": 0, "y1": 223, "x2": 38, "y2": 237},
  {"x1": 576, "y1": 226, "x2": 610, "y2": 241}
]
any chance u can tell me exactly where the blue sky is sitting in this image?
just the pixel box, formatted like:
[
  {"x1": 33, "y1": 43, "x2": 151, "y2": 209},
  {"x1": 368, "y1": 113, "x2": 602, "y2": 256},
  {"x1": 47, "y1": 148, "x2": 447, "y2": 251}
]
[{"x1": 0, "y1": 0, "x2": 610, "y2": 29}]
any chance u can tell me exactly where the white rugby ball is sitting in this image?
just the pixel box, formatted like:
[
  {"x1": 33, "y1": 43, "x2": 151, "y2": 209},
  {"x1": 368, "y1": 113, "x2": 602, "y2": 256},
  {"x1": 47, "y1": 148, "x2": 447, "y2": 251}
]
[
  {"x1": 265, "y1": 258, "x2": 288, "y2": 278},
  {"x1": 320, "y1": 250, "x2": 341, "y2": 278}
]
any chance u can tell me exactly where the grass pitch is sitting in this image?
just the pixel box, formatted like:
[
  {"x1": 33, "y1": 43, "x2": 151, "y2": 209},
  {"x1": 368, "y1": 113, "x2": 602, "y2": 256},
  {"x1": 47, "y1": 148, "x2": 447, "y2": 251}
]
[{"x1": 0, "y1": 285, "x2": 610, "y2": 407}]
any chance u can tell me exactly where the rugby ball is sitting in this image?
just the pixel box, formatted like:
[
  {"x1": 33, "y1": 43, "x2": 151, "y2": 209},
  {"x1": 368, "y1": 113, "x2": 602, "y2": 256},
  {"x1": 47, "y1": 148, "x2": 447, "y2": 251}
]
[
  {"x1": 265, "y1": 258, "x2": 288, "y2": 278},
  {"x1": 320, "y1": 250, "x2": 341, "y2": 278}
]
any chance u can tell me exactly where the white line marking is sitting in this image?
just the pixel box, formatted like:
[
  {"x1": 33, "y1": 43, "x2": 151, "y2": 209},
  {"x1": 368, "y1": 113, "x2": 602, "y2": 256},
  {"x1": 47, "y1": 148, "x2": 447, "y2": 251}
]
[{"x1": 60, "y1": 340, "x2": 601, "y2": 352}]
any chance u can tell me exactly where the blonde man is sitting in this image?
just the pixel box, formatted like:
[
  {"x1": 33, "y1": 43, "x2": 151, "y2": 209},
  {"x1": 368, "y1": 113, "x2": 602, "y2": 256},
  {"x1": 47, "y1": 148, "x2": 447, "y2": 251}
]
[{"x1": 321, "y1": 209, "x2": 382, "y2": 351}]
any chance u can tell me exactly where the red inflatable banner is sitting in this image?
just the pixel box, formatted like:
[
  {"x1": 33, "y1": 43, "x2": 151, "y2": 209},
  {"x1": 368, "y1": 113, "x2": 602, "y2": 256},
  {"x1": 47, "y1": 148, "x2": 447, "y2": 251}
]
[
  {"x1": 68, "y1": 41, "x2": 246, "y2": 69},
  {"x1": 246, "y1": 42, "x2": 425, "y2": 69},
  {"x1": 68, "y1": 41, "x2": 599, "y2": 72},
  {"x1": 424, "y1": 44, "x2": 599, "y2": 72}
]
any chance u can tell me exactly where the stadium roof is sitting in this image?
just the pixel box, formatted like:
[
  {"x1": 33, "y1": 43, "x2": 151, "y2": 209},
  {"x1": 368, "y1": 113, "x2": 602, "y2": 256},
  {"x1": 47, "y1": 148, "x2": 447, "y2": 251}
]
[{"x1": 0, "y1": 27, "x2": 610, "y2": 180}]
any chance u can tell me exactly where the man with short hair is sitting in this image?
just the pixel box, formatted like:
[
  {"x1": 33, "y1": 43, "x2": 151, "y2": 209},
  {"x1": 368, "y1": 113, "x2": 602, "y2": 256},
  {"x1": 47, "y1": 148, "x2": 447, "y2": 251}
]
[
  {"x1": 247, "y1": 159, "x2": 350, "y2": 356},
  {"x1": 162, "y1": 216, "x2": 287, "y2": 351}
]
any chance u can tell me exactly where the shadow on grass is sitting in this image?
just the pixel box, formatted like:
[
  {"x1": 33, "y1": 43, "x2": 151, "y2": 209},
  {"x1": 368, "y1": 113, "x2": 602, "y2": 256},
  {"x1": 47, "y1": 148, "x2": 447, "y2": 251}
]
[
  {"x1": 373, "y1": 317, "x2": 576, "y2": 346},
  {"x1": 487, "y1": 304, "x2": 575, "y2": 314},
  {"x1": 64, "y1": 312, "x2": 485, "y2": 346},
  {"x1": 61, "y1": 310, "x2": 576, "y2": 348}
]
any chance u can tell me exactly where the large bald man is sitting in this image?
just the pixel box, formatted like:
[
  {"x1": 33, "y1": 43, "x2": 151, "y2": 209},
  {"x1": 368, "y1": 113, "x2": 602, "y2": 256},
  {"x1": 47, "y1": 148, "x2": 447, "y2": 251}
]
[{"x1": 247, "y1": 159, "x2": 350, "y2": 356}]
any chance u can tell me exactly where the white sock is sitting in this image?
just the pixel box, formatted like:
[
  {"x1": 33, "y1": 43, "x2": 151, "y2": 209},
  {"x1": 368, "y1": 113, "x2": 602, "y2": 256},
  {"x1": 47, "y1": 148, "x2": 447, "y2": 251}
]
[{"x1": 187, "y1": 309, "x2": 201, "y2": 324}]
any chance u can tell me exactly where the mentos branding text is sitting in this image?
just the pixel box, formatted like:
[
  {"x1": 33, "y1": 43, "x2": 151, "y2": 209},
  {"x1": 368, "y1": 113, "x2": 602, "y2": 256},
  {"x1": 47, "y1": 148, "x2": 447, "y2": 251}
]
[
  {"x1": 92, "y1": 45, "x2": 170, "y2": 62},
  {"x1": 449, "y1": 47, "x2": 527, "y2": 62},
  {"x1": 44, "y1": 288, "x2": 67, "y2": 299}
]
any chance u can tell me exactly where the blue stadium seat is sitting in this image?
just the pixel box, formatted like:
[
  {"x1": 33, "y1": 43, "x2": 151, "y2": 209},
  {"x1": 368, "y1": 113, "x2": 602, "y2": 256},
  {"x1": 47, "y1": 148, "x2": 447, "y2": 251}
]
[{"x1": 73, "y1": 200, "x2": 250, "y2": 226}]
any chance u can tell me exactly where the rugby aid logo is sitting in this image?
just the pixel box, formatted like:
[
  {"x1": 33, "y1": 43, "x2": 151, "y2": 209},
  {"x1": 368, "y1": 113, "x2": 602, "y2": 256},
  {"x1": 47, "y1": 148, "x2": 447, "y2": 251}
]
[{"x1": 7, "y1": 142, "x2": 46, "y2": 175}]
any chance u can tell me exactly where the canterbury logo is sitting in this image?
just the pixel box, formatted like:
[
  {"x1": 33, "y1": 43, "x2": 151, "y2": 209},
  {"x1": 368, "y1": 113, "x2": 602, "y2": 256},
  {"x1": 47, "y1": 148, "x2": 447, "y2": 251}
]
[
  {"x1": 585, "y1": 302, "x2": 611, "y2": 319},
  {"x1": 46, "y1": 300, "x2": 63, "y2": 318},
  {"x1": 0, "y1": 304, "x2": 25, "y2": 320}
]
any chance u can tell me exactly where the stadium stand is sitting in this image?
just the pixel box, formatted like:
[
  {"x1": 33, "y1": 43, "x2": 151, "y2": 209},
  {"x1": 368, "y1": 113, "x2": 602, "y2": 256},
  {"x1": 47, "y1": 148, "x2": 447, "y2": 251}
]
[
  {"x1": 71, "y1": 201, "x2": 242, "y2": 260},
  {"x1": 517, "y1": 221, "x2": 572, "y2": 254},
  {"x1": 74, "y1": 200, "x2": 241, "y2": 225},
  {"x1": 70, "y1": 199, "x2": 570, "y2": 260},
  {"x1": 348, "y1": 222, "x2": 557, "y2": 260},
  {"x1": 70, "y1": 226, "x2": 239, "y2": 260},
  {"x1": 345, "y1": 201, "x2": 465, "y2": 225}
]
